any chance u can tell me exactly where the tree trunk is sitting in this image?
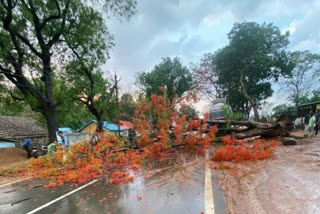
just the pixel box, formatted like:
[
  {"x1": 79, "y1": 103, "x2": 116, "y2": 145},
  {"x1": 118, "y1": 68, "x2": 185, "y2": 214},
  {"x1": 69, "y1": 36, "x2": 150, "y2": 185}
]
[
  {"x1": 207, "y1": 119, "x2": 291, "y2": 139},
  {"x1": 207, "y1": 119, "x2": 272, "y2": 128},
  {"x1": 233, "y1": 123, "x2": 289, "y2": 139},
  {"x1": 96, "y1": 114, "x2": 104, "y2": 133},
  {"x1": 42, "y1": 51, "x2": 58, "y2": 143},
  {"x1": 239, "y1": 72, "x2": 259, "y2": 121},
  {"x1": 44, "y1": 106, "x2": 58, "y2": 143}
]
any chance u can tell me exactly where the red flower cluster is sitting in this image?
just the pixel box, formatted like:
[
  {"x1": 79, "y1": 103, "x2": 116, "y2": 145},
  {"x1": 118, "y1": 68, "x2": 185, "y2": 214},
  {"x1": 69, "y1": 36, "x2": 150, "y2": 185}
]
[
  {"x1": 212, "y1": 136, "x2": 277, "y2": 162},
  {"x1": 107, "y1": 170, "x2": 134, "y2": 184}
]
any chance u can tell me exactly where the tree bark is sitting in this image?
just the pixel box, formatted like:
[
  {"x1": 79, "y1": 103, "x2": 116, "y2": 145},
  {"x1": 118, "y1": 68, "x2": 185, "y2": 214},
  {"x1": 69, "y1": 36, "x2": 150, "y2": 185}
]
[
  {"x1": 239, "y1": 72, "x2": 259, "y2": 121},
  {"x1": 207, "y1": 119, "x2": 272, "y2": 128},
  {"x1": 44, "y1": 106, "x2": 58, "y2": 143},
  {"x1": 206, "y1": 119, "x2": 291, "y2": 139},
  {"x1": 233, "y1": 123, "x2": 289, "y2": 139}
]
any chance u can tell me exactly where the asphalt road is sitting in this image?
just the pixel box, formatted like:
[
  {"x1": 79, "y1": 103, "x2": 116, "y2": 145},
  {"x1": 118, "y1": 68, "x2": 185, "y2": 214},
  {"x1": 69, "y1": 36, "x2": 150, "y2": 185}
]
[{"x1": 0, "y1": 150, "x2": 226, "y2": 214}]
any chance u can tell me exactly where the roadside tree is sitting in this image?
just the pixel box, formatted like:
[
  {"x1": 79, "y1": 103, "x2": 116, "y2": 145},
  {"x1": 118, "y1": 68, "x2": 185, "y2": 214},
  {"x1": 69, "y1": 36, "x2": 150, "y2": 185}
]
[
  {"x1": 0, "y1": 0, "x2": 136, "y2": 141},
  {"x1": 281, "y1": 51, "x2": 320, "y2": 107},
  {"x1": 137, "y1": 57, "x2": 192, "y2": 101},
  {"x1": 119, "y1": 93, "x2": 136, "y2": 120},
  {"x1": 192, "y1": 53, "x2": 223, "y2": 102},
  {"x1": 215, "y1": 22, "x2": 294, "y2": 120}
]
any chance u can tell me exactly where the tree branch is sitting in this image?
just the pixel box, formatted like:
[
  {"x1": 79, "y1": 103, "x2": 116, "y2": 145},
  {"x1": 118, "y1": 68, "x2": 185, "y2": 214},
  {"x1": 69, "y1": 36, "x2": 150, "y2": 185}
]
[
  {"x1": 40, "y1": 0, "x2": 61, "y2": 30},
  {"x1": 47, "y1": 0, "x2": 71, "y2": 47}
]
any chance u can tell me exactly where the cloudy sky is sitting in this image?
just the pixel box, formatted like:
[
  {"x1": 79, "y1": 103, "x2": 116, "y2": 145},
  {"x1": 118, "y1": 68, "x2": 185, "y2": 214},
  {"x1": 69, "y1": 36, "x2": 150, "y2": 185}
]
[{"x1": 103, "y1": 0, "x2": 320, "y2": 112}]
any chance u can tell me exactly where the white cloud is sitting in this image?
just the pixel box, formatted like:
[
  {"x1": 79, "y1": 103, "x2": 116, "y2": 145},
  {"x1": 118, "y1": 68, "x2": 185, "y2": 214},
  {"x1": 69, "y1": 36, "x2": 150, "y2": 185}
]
[
  {"x1": 282, "y1": 21, "x2": 297, "y2": 35},
  {"x1": 102, "y1": 0, "x2": 320, "y2": 99},
  {"x1": 203, "y1": 11, "x2": 235, "y2": 27}
]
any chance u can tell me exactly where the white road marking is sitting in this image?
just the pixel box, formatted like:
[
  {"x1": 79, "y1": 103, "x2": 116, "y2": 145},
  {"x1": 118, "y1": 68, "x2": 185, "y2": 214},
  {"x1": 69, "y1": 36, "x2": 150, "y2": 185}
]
[
  {"x1": 0, "y1": 177, "x2": 32, "y2": 188},
  {"x1": 205, "y1": 149, "x2": 215, "y2": 214},
  {"x1": 26, "y1": 179, "x2": 98, "y2": 214}
]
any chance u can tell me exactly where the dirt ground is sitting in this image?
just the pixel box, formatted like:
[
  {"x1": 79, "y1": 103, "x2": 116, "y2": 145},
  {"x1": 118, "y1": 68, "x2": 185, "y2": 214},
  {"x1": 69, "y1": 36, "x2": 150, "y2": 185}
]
[
  {"x1": 0, "y1": 148, "x2": 30, "y2": 185},
  {"x1": 0, "y1": 147, "x2": 28, "y2": 169},
  {"x1": 216, "y1": 132, "x2": 320, "y2": 214}
]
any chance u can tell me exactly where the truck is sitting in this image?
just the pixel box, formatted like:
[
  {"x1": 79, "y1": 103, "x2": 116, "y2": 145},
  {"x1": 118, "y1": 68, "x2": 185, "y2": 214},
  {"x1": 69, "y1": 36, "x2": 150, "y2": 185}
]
[{"x1": 207, "y1": 98, "x2": 229, "y2": 131}]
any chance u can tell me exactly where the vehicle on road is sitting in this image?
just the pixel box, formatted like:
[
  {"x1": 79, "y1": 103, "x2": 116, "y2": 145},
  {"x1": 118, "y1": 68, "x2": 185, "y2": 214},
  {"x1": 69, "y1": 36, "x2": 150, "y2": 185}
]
[
  {"x1": 207, "y1": 98, "x2": 229, "y2": 131},
  {"x1": 32, "y1": 144, "x2": 47, "y2": 158}
]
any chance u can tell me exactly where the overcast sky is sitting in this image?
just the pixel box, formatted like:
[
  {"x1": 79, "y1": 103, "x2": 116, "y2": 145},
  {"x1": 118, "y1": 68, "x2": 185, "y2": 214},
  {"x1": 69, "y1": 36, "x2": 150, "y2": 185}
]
[{"x1": 103, "y1": 0, "x2": 320, "y2": 112}]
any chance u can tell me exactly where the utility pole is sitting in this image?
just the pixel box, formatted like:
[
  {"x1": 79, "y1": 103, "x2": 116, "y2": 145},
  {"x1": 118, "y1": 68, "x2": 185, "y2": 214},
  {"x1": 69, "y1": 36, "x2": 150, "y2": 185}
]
[{"x1": 115, "y1": 74, "x2": 121, "y2": 137}]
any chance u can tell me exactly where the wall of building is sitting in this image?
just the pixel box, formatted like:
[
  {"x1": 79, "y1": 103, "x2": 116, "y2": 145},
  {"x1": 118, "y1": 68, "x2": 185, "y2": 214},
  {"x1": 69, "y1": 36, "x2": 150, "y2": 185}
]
[
  {"x1": 80, "y1": 123, "x2": 110, "y2": 134},
  {"x1": 64, "y1": 133, "x2": 92, "y2": 145},
  {"x1": 6, "y1": 135, "x2": 49, "y2": 148},
  {"x1": 6, "y1": 133, "x2": 92, "y2": 148}
]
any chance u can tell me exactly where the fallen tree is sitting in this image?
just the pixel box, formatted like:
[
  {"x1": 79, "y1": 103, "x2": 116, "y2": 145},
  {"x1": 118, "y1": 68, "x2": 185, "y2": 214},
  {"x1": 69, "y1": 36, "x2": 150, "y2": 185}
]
[{"x1": 207, "y1": 119, "x2": 293, "y2": 139}]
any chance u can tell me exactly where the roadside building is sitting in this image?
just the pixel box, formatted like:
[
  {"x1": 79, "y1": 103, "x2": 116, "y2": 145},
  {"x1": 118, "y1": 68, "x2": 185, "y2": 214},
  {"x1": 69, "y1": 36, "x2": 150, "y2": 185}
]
[
  {"x1": 298, "y1": 101, "x2": 320, "y2": 117},
  {"x1": 119, "y1": 120, "x2": 134, "y2": 137},
  {"x1": 0, "y1": 115, "x2": 47, "y2": 147},
  {"x1": 76, "y1": 120, "x2": 124, "y2": 135}
]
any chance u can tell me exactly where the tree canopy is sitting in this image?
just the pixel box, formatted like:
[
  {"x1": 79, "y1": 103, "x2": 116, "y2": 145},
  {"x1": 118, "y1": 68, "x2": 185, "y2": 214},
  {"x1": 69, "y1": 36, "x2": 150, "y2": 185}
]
[
  {"x1": 137, "y1": 57, "x2": 192, "y2": 101},
  {"x1": 272, "y1": 104, "x2": 297, "y2": 120},
  {"x1": 119, "y1": 93, "x2": 136, "y2": 121},
  {"x1": 0, "y1": 0, "x2": 136, "y2": 141},
  {"x1": 215, "y1": 22, "x2": 294, "y2": 120},
  {"x1": 281, "y1": 51, "x2": 320, "y2": 107},
  {"x1": 192, "y1": 53, "x2": 223, "y2": 101}
]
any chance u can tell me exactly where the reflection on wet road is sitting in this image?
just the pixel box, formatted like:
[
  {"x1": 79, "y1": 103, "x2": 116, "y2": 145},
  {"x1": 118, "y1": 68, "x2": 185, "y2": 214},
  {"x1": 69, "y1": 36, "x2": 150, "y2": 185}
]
[{"x1": 0, "y1": 151, "x2": 226, "y2": 214}]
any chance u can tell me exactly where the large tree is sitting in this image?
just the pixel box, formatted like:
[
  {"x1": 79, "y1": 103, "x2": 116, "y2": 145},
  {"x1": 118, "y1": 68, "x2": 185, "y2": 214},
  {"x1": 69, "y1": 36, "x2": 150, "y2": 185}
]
[
  {"x1": 137, "y1": 57, "x2": 192, "y2": 101},
  {"x1": 215, "y1": 22, "x2": 294, "y2": 120},
  {"x1": 192, "y1": 53, "x2": 223, "y2": 101},
  {"x1": 0, "y1": 0, "x2": 136, "y2": 142},
  {"x1": 282, "y1": 51, "x2": 320, "y2": 106},
  {"x1": 62, "y1": 10, "x2": 117, "y2": 131}
]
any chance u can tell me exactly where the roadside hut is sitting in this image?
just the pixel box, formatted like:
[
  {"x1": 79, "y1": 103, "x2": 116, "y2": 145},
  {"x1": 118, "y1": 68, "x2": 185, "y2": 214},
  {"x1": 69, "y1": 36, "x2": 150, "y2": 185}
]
[
  {"x1": 119, "y1": 120, "x2": 134, "y2": 137},
  {"x1": 298, "y1": 101, "x2": 320, "y2": 117},
  {"x1": 76, "y1": 120, "x2": 124, "y2": 135},
  {"x1": 0, "y1": 116, "x2": 47, "y2": 147}
]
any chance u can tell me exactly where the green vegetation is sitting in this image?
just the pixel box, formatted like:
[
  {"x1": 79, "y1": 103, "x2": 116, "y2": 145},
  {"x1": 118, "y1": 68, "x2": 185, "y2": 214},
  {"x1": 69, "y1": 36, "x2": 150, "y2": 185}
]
[
  {"x1": 215, "y1": 22, "x2": 294, "y2": 121},
  {"x1": 0, "y1": 0, "x2": 136, "y2": 140},
  {"x1": 137, "y1": 57, "x2": 192, "y2": 101}
]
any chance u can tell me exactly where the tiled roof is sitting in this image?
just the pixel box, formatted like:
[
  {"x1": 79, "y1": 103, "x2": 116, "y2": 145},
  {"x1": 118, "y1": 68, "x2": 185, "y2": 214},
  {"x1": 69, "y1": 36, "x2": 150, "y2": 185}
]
[
  {"x1": 119, "y1": 120, "x2": 134, "y2": 129},
  {"x1": 0, "y1": 115, "x2": 47, "y2": 138}
]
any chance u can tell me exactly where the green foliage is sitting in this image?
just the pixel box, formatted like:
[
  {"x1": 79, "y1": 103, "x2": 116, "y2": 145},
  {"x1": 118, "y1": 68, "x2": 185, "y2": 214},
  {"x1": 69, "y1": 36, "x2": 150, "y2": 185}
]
[
  {"x1": 179, "y1": 105, "x2": 197, "y2": 119},
  {"x1": 222, "y1": 105, "x2": 244, "y2": 121},
  {"x1": 192, "y1": 53, "x2": 223, "y2": 101},
  {"x1": 137, "y1": 57, "x2": 192, "y2": 101},
  {"x1": 0, "y1": 0, "x2": 136, "y2": 140},
  {"x1": 119, "y1": 93, "x2": 136, "y2": 120},
  {"x1": 294, "y1": 89, "x2": 320, "y2": 105},
  {"x1": 309, "y1": 90, "x2": 320, "y2": 102},
  {"x1": 215, "y1": 22, "x2": 294, "y2": 117},
  {"x1": 272, "y1": 104, "x2": 297, "y2": 119},
  {"x1": 61, "y1": 1, "x2": 121, "y2": 125},
  {"x1": 283, "y1": 51, "x2": 320, "y2": 106},
  {"x1": 0, "y1": 83, "x2": 35, "y2": 117}
]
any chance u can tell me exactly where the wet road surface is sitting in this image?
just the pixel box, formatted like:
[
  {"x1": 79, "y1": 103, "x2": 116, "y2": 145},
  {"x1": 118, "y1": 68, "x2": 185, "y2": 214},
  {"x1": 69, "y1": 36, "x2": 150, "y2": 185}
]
[
  {"x1": 217, "y1": 136, "x2": 320, "y2": 214},
  {"x1": 0, "y1": 150, "x2": 226, "y2": 214}
]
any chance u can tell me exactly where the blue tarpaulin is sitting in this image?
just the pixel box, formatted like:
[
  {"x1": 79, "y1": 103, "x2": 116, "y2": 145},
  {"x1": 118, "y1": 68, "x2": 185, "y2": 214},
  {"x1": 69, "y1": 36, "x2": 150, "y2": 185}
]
[
  {"x1": 58, "y1": 127, "x2": 74, "y2": 133},
  {"x1": 0, "y1": 142, "x2": 15, "y2": 148}
]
